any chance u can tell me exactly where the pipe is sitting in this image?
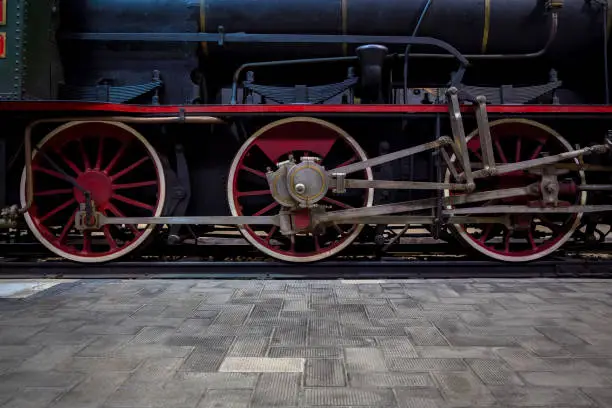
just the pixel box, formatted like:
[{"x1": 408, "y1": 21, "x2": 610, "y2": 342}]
[
  {"x1": 22, "y1": 115, "x2": 224, "y2": 213},
  {"x1": 408, "y1": 11, "x2": 559, "y2": 61}
]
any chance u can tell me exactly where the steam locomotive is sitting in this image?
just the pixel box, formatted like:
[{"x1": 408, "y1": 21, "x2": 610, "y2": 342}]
[{"x1": 1, "y1": 0, "x2": 612, "y2": 263}]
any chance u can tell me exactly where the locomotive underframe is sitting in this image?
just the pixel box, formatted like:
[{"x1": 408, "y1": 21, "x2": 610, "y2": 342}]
[{"x1": 3, "y1": 86, "x2": 612, "y2": 263}]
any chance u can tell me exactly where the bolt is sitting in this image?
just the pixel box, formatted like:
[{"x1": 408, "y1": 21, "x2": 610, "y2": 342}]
[{"x1": 294, "y1": 183, "x2": 306, "y2": 194}]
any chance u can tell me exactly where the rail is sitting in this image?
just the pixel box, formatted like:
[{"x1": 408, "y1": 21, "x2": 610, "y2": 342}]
[{"x1": 0, "y1": 257, "x2": 611, "y2": 279}]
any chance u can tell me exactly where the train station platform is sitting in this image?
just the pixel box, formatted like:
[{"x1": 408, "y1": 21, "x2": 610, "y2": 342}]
[{"x1": 1, "y1": 277, "x2": 612, "y2": 408}]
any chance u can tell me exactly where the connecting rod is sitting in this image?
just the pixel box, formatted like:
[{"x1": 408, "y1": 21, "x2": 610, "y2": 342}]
[
  {"x1": 329, "y1": 137, "x2": 453, "y2": 175},
  {"x1": 461, "y1": 144, "x2": 610, "y2": 181},
  {"x1": 317, "y1": 185, "x2": 536, "y2": 223}
]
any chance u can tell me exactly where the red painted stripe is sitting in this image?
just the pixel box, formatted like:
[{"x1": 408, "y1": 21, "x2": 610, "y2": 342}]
[
  {"x1": 0, "y1": 33, "x2": 5, "y2": 59},
  {"x1": 2, "y1": 101, "x2": 612, "y2": 115},
  {"x1": 0, "y1": 0, "x2": 5, "y2": 25}
]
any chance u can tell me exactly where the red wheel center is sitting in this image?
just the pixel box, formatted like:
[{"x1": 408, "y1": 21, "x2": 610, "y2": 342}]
[{"x1": 74, "y1": 171, "x2": 113, "y2": 206}]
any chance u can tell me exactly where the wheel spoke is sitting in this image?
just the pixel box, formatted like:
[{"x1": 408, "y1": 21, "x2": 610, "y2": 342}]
[
  {"x1": 239, "y1": 164, "x2": 267, "y2": 179},
  {"x1": 106, "y1": 202, "x2": 140, "y2": 235},
  {"x1": 515, "y1": 138, "x2": 522, "y2": 163},
  {"x1": 112, "y1": 180, "x2": 158, "y2": 190},
  {"x1": 95, "y1": 137, "x2": 104, "y2": 170},
  {"x1": 503, "y1": 230, "x2": 511, "y2": 253},
  {"x1": 265, "y1": 226, "x2": 278, "y2": 244},
  {"x1": 112, "y1": 193, "x2": 155, "y2": 212},
  {"x1": 313, "y1": 234, "x2": 320, "y2": 250},
  {"x1": 237, "y1": 189, "x2": 271, "y2": 197},
  {"x1": 335, "y1": 156, "x2": 357, "y2": 168},
  {"x1": 58, "y1": 211, "x2": 76, "y2": 243},
  {"x1": 527, "y1": 229, "x2": 537, "y2": 250},
  {"x1": 539, "y1": 216, "x2": 562, "y2": 233},
  {"x1": 468, "y1": 144, "x2": 483, "y2": 161},
  {"x1": 82, "y1": 231, "x2": 92, "y2": 253},
  {"x1": 33, "y1": 165, "x2": 71, "y2": 182},
  {"x1": 103, "y1": 225, "x2": 118, "y2": 249},
  {"x1": 529, "y1": 143, "x2": 545, "y2": 160},
  {"x1": 35, "y1": 188, "x2": 73, "y2": 196},
  {"x1": 79, "y1": 140, "x2": 91, "y2": 170},
  {"x1": 494, "y1": 139, "x2": 508, "y2": 163},
  {"x1": 332, "y1": 222, "x2": 345, "y2": 235},
  {"x1": 104, "y1": 142, "x2": 128, "y2": 175},
  {"x1": 253, "y1": 201, "x2": 279, "y2": 216},
  {"x1": 39, "y1": 198, "x2": 76, "y2": 223},
  {"x1": 479, "y1": 224, "x2": 493, "y2": 243},
  {"x1": 110, "y1": 157, "x2": 149, "y2": 181},
  {"x1": 55, "y1": 150, "x2": 83, "y2": 176},
  {"x1": 322, "y1": 196, "x2": 354, "y2": 209}
]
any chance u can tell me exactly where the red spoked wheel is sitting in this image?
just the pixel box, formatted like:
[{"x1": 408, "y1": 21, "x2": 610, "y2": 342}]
[
  {"x1": 20, "y1": 121, "x2": 166, "y2": 263},
  {"x1": 444, "y1": 119, "x2": 586, "y2": 262},
  {"x1": 227, "y1": 117, "x2": 373, "y2": 262}
]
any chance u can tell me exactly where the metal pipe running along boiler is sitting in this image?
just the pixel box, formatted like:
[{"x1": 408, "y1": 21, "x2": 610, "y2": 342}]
[{"x1": 58, "y1": 0, "x2": 611, "y2": 61}]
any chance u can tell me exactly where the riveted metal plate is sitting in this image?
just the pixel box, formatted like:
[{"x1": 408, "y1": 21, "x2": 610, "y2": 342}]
[{"x1": 0, "y1": 0, "x2": 24, "y2": 99}]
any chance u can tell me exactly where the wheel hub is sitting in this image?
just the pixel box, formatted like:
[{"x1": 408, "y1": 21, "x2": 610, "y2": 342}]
[
  {"x1": 74, "y1": 171, "x2": 113, "y2": 206},
  {"x1": 267, "y1": 156, "x2": 328, "y2": 208}
]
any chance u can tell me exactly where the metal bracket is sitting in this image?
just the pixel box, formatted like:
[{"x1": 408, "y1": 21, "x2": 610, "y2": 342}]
[
  {"x1": 332, "y1": 173, "x2": 346, "y2": 194},
  {"x1": 75, "y1": 202, "x2": 101, "y2": 231},
  {"x1": 164, "y1": 145, "x2": 191, "y2": 244},
  {"x1": 475, "y1": 95, "x2": 496, "y2": 174},
  {"x1": 447, "y1": 87, "x2": 474, "y2": 186},
  {"x1": 0, "y1": 205, "x2": 19, "y2": 229},
  {"x1": 218, "y1": 26, "x2": 225, "y2": 46}
]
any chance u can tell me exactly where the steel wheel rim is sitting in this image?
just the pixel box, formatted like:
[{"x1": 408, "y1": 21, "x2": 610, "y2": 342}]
[
  {"x1": 227, "y1": 117, "x2": 374, "y2": 262},
  {"x1": 444, "y1": 118, "x2": 586, "y2": 262},
  {"x1": 20, "y1": 121, "x2": 166, "y2": 263}
]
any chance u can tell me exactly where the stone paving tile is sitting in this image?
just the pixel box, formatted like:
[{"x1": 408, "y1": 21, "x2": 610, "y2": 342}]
[
  {"x1": 488, "y1": 385, "x2": 594, "y2": 407},
  {"x1": 251, "y1": 373, "x2": 300, "y2": 406},
  {"x1": 305, "y1": 359, "x2": 346, "y2": 387},
  {"x1": 51, "y1": 371, "x2": 131, "y2": 408},
  {"x1": 218, "y1": 357, "x2": 304, "y2": 373},
  {"x1": 196, "y1": 389, "x2": 252, "y2": 408},
  {"x1": 2, "y1": 278, "x2": 612, "y2": 408},
  {"x1": 1, "y1": 388, "x2": 65, "y2": 408}
]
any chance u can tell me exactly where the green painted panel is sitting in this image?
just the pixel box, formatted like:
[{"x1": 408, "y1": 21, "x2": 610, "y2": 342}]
[
  {"x1": 23, "y1": 0, "x2": 62, "y2": 99},
  {"x1": 0, "y1": 0, "x2": 25, "y2": 99}
]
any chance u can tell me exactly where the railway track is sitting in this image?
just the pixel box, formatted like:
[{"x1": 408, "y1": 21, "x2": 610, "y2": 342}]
[{"x1": 1, "y1": 255, "x2": 612, "y2": 279}]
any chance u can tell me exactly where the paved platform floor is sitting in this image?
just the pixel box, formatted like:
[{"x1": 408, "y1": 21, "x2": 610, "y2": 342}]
[{"x1": 1, "y1": 278, "x2": 612, "y2": 408}]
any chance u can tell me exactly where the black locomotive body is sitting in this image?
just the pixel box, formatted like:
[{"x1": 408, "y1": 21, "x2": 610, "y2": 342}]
[
  {"x1": 9, "y1": 0, "x2": 609, "y2": 104},
  {"x1": 1, "y1": 0, "x2": 612, "y2": 264}
]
